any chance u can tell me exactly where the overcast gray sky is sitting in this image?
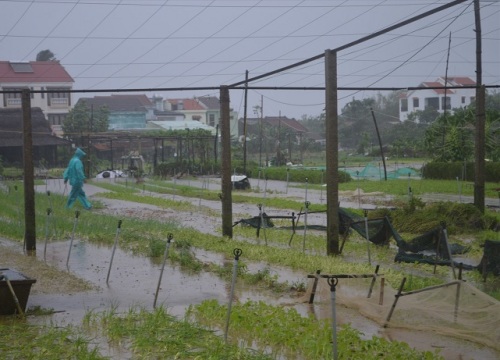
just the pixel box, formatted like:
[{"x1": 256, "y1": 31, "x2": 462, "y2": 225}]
[{"x1": 1, "y1": 0, "x2": 499, "y2": 119}]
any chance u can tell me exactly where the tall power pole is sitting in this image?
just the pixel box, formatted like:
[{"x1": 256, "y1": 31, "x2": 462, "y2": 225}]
[
  {"x1": 474, "y1": 0, "x2": 485, "y2": 213},
  {"x1": 243, "y1": 70, "x2": 249, "y2": 173},
  {"x1": 220, "y1": 86, "x2": 233, "y2": 238},
  {"x1": 325, "y1": 50, "x2": 340, "y2": 255},
  {"x1": 22, "y1": 89, "x2": 36, "y2": 253}
]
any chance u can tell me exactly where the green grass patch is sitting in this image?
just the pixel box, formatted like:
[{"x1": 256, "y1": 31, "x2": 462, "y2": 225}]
[{"x1": 188, "y1": 299, "x2": 443, "y2": 359}]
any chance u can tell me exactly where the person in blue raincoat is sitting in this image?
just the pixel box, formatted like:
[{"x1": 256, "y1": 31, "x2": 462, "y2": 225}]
[{"x1": 63, "y1": 148, "x2": 92, "y2": 210}]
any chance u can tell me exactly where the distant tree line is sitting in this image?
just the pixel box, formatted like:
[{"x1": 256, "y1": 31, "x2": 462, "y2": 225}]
[{"x1": 298, "y1": 90, "x2": 500, "y2": 162}]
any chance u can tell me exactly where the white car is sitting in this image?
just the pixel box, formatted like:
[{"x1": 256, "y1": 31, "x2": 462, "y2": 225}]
[
  {"x1": 95, "y1": 170, "x2": 126, "y2": 179},
  {"x1": 231, "y1": 175, "x2": 251, "y2": 190}
]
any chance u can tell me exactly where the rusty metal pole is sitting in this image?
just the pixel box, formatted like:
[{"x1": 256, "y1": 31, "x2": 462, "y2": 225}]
[
  {"x1": 22, "y1": 89, "x2": 36, "y2": 253},
  {"x1": 325, "y1": 50, "x2": 340, "y2": 255},
  {"x1": 220, "y1": 86, "x2": 233, "y2": 238}
]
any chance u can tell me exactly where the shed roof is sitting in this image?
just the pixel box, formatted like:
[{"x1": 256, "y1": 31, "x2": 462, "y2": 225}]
[
  {"x1": 0, "y1": 107, "x2": 71, "y2": 147},
  {"x1": 148, "y1": 120, "x2": 216, "y2": 134}
]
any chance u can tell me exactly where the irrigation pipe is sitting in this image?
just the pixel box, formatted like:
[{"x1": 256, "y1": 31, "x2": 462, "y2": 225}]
[
  {"x1": 356, "y1": 171, "x2": 361, "y2": 209},
  {"x1": 224, "y1": 248, "x2": 242, "y2": 343},
  {"x1": 154, "y1": 233, "x2": 173, "y2": 308},
  {"x1": 14, "y1": 185, "x2": 21, "y2": 227},
  {"x1": 65, "y1": 210, "x2": 80, "y2": 269},
  {"x1": 62, "y1": 182, "x2": 67, "y2": 200},
  {"x1": 262, "y1": 178, "x2": 268, "y2": 243},
  {"x1": 302, "y1": 201, "x2": 310, "y2": 253},
  {"x1": 47, "y1": 191, "x2": 58, "y2": 237},
  {"x1": 363, "y1": 209, "x2": 372, "y2": 265},
  {"x1": 285, "y1": 168, "x2": 290, "y2": 194},
  {"x1": 320, "y1": 170, "x2": 324, "y2": 203},
  {"x1": 328, "y1": 277, "x2": 339, "y2": 360},
  {"x1": 302, "y1": 178, "x2": 309, "y2": 253},
  {"x1": 43, "y1": 208, "x2": 52, "y2": 262},
  {"x1": 0, "y1": 273, "x2": 24, "y2": 317},
  {"x1": 106, "y1": 220, "x2": 123, "y2": 284}
]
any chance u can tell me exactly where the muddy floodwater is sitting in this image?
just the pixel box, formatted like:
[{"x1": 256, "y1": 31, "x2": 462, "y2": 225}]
[{"x1": 1, "y1": 177, "x2": 499, "y2": 359}]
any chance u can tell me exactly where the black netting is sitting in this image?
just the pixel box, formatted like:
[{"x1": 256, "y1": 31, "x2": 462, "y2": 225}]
[
  {"x1": 236, "y1": 213, "x2": 274, "y2": 228},
  {"x1": 235, "y1": 207, "x2": 483, "y2": 273},
  {"x1": 478, "y1": 240, "x2": 500, "y2": 276},
  {"x1": 394, "y1": 250, "x2": 476, "y2": 270}
]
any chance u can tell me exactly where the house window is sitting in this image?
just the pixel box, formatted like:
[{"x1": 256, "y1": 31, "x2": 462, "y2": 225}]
[
  {"x1": 400, "y1": 99, "x2": 408, "y2": 112},
  {"x1": 192, "y1": 115, "x2": 201, "y2": 121},
  {"x1": 441, "y1": 96, "x2": 451, "y2": 110},
  {"x1": 470, "y1": 96, "x2": 475, "y2": 104},
  {"x1": 413, "y1": 98, "x2": 419, "y2": 108},
  {"x1": 3, "y1": 88, "x2": 23, "y2": 107},
  {"x1": 425, "y1": 97, "x2": 439, "y2": 110},
  {"x1": 30, "y1": 87, "x2": 34, "y2": 99},
  {"x1": 48, "y1": 114, "x2": 67, "y2": 126},
  {"x1": 47, "y1": 88, "x2": 71, "y2": 107},
  {"x1": 41, "y1": 87, "x2": 45, "y2": 99},
  {"x1": 209, "y1": 114, "x2": 215, "y2": 127},
  {"x1": 461, "y1": 96, "x2": 466, "y2": 104}
]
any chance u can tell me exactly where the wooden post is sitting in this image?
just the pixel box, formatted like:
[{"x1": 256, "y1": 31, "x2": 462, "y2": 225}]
[
  {"x1": 325, "y1": 49, "x2": 340, "y2": 255},
  {"x1": 379, "y1": 277, "x2": 385, "y2": 305},
  {"x1": 367, "y1": 265, "x2": 380, "y2": 298},
  {"x1": 22, "y1": 89, "x2": 36, "y2": 253},
  {"x1": 384, "y1": 277, "x2": 406, "y2": 327},
  {"x1": 308, "y1": 270, "x2": 321, "y2": 304},
  {"x1": 220, "y1": 86, "x2": 233, "y2": 238},
  {"x1": 454, "y1": 280, "x2": 461, "y2": 323}
]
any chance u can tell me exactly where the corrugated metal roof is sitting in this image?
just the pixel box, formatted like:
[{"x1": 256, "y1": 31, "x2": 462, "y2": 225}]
[{"x1": 148, "y1": 120, "x2": 216, "y2": 134}]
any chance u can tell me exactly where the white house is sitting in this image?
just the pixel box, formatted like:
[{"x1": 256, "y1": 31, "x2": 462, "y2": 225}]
[
  {"x1": 399, "y1": 77, "x2": 476, "y2": 122},
  {"x1": 153, "y1": 96, "x2": 239, "y2": 138},
  {"x1": 0, "y1": 61, "x2": 74, "y2": 134}
]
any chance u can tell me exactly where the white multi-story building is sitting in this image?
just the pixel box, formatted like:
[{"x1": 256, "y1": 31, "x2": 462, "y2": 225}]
[
  {"x1": 399, "y1": 77, "x2": 476, "y2": 122},
  {"x1": 0, "y1": 61, "x2": 74, "y2": 132}
]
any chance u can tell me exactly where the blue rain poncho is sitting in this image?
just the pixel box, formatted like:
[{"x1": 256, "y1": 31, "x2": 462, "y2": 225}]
[{"x1": 63, "y1": 148, "x2": 92, "y2": 210}]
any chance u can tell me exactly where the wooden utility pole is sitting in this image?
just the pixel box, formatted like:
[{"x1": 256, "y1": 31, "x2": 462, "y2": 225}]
[
  {"x1": 243, "y1": 70, "x2": 249, "y2": 173},
  {"x1": 260, "y1": 95, "x2": 264, "y2": 167},
  {"x1": 474, "y1": 0, "x2": 485, "y2": 213},
  {"x1": 220, "y1": 86, "x2": 233, "y2": 238},
  {"x1": 22, "y1": 89, "x2": 36, "y2": 253},
  {"x1": 370, "y1": 108, "x2": 387, "y2": 181},
  {"x1": 325, "y1": 50, "x2": 340, "y2": 255}
]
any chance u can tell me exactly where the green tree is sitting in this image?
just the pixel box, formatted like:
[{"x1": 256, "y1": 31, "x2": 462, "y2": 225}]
[
  {"x1": 485, "y1": 89, "x2": 500, "y2": 111},
  {"x1": 338, "y1": 98, "x2": 376, "y2": 150},
  {"x1": 36, "y1": 49, "x2": 56, "y2": 61},
  {"x1": 406, "y1": 107, "x2": 440, "y2": 124},
  {"x1": 425, "y1": 108, "x2": 475, "y2": 161},
  {"x1": 62, "y1": 100, "x2": 109, "y2": 141},
  {"x1": 299, "y1": 113, "x2": 325, "y2": 134}
]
